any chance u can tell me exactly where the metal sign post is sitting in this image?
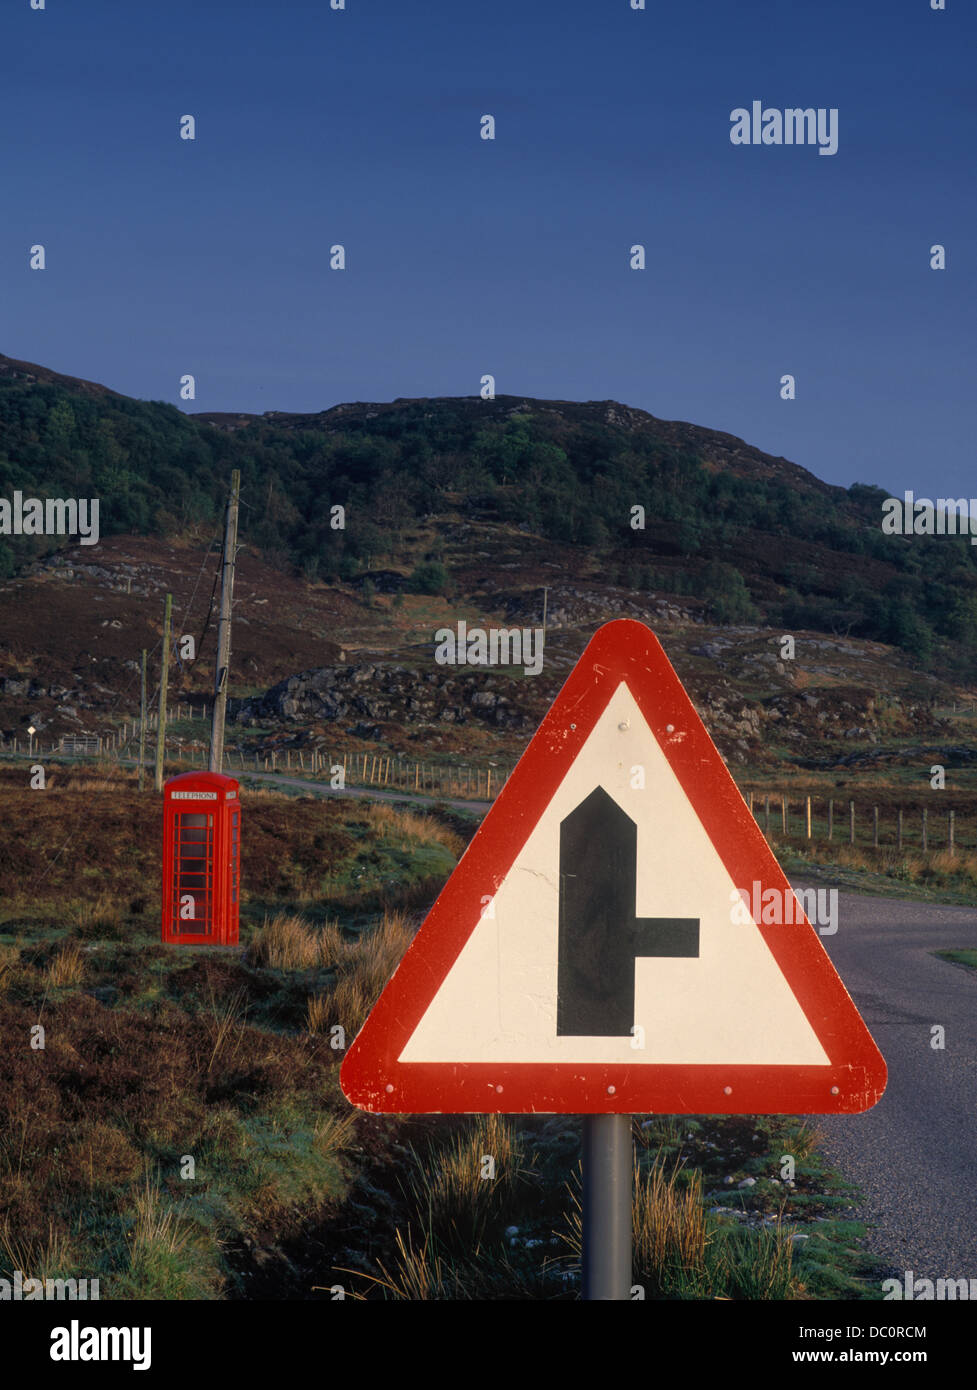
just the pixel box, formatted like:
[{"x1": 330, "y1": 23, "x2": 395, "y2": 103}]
[{"x1": 582, "y1": 1114, "x2": 633, "y2": 1300}]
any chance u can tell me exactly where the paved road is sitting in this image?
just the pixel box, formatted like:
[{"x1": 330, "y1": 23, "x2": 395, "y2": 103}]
[{"x1": 794, "y1": 882, "x2": 977, "y2": 1282}]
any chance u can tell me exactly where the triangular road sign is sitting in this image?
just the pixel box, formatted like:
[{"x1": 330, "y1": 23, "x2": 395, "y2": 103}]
[{"x1": 341, "y1": 620, "x2": 887, "y2": 1115}]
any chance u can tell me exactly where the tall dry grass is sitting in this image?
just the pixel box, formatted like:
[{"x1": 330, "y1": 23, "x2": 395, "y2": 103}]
[
  {"x1": 354, "y1": 1227, "x2": 471, "y2": 1301},
  {"x1": 243, "y1": 908, "x2": 413, "y2": 1037},
  {"x1": 0, "y1": 1218, "x2": 73, "y2": 1281},
  {"x1": 305, "y1": 993, "x2": 332, "y2": 1035},
  {"x1": 314, "y1": 1111, "x2": 358, "y2": 1160},
  {"x1": 0, "y1": 941, "x2": 20, "y2": 993},
  {"x1": 329, "y1": 909, "x2": 414, "y2": 1037},
  {"x1": 632, "y1": 1161, "x2": 709, "y2": 1291},
  {"x1": 204, "y1": 987, "x2": 248, "y2": 1074},
  {"x1": 803, "y1": 841, "x2": 977, "y2": 888},
  {"x1": 560, "y1": 1159, "x2": 710, "y2": 1295},
  {"x1": 247, "y1": 913, "x2": 344, "y2": 970},
  {"x1": 362, "y1": 802, "x2": 465, "y2": 858},
  {"x1": 121, "y1": 1173, "x2": 211, "y2": 1299},
  {"x1": 127, "y1": 1177, "x2": 193, "y2": 1264},
  {"x1": 403, "y1": 1114, "x2": 531, "y2": 1247},
  {"x1": 71, "y1": 894, "x2": 125, "y2": 939},
  {"x1": 340, "y1": 910, "x2": 413, "y2": 996},
  {"x1": 45, "y1": 942, "x2": 85, "y2": 989},
  {"x1": 339, "y1": 1115, "x2": 541, "y2": 1300},
  {"x1": 561, "y1": 1157, "x2": 797, "y2": 1300},
  {"x1": 276, "y1": 910, "x2": 414, "y2": 1036},
  {"x1": 326, "y1": 976, "x2": 374, "y2": 1040}
]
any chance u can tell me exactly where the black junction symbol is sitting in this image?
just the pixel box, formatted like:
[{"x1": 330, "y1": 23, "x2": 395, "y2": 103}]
[{"x1": 557, "y1": 786, "x2": 700, "y2": 1037}]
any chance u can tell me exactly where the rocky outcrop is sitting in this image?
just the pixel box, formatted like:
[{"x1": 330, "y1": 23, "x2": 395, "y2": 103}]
[{"x1": 231, "y1": 663, "x2": 533, "y2": 732}]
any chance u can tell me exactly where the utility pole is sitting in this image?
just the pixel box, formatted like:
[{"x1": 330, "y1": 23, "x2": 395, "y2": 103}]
[
  {"x1": 155, "y1": 594, "x2": 172, "y2": 793},
  {"x1": 138, "y1": 648, "x2": 147, "y2": 792},
  {"x1": 210, "y1": 470, "x2": 241, "y2": 774}
]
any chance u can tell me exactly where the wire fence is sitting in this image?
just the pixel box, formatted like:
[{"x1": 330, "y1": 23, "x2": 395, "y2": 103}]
[
  {"x1": 747, "y1": 791, "x2": 967, "y2": 856},
  {"x1": 0, "y1": 724, "x2": 514, "y2": 802},
  {"x1": 1, "y1": 733, "x2": 966, "y2": 832}
]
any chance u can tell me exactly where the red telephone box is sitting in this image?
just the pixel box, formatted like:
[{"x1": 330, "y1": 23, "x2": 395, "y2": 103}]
[{"x1": 162, "y1": 771, "x2": 240, "y2": 946}]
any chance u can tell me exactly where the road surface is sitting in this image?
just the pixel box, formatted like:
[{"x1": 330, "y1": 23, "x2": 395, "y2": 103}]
[{"x1": 795, "y1": 883, "x2": 977, "y2": 1283}]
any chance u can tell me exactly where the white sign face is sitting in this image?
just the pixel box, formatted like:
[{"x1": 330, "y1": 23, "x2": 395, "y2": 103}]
[
  {"x1": 170, "y1": 791, "x2": 218, "y2": 801},
  {"x1": 399, "y1": 682, "x2": 829, "y2": 1068}
]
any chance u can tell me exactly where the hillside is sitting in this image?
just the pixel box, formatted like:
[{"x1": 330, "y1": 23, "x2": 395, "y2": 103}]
[
  {"x1": 1, "y1": 351, "x2": 975, "y2": 772},
  {"x1": 2, "y1": 352, "x2": 976, "y2": 675}
]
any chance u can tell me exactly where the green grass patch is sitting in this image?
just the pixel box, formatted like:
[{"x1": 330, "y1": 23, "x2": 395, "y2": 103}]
[{"x1": 934, "y1": 948, "x2": 977, "y2": 971}]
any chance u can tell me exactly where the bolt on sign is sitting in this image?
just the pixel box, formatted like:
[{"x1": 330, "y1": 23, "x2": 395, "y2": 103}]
[
  {"x1": 161, "y1": 771, "x2": 241, "y2": 946},
  {"x1": 341, "y1": 620, "x2": 886, "y2": 1115}
]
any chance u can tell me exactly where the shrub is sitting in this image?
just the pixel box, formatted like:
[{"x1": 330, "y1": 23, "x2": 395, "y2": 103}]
[{"x1": 407, "y1": 561, "x2": 448, "y2": 595}]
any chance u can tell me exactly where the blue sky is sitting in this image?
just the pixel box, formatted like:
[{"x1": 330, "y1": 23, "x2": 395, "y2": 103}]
[{"x1": 3, "y1": 0, "x2": 974, "y2": 496}]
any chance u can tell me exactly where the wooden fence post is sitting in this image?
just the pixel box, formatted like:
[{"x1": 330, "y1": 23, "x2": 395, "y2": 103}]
[
  {"x1": 948, "y1": 809, "x2": 955, "y2": 857},
  {"x1": 922, "y1": 808, "x2": 928, "y2": 852},
  {"x1": 827, "y1": 798, "x2": 833, "y2": 841},
  {"x1": 806, "y1": 796, "x2": 812, "y2": 840},
  {"x1": 873, "y1": 805, "x2": 879, "y2": 849},
  {"x1": 897, "y1": 808, "x2": 903, "y2": 851},
  {"x1": 849, "y1": 801, "x2": 855, "y2": 845}
]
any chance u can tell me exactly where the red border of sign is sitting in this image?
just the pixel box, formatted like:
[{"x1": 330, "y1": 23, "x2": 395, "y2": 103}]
[{"x1": 341, "y1": 620, "x2": 887, "y2": 1115}]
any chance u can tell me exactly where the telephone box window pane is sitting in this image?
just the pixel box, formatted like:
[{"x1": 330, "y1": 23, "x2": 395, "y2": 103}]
[{"x1": 173, "y1": 810, "x2": 213, "y2": 935}]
